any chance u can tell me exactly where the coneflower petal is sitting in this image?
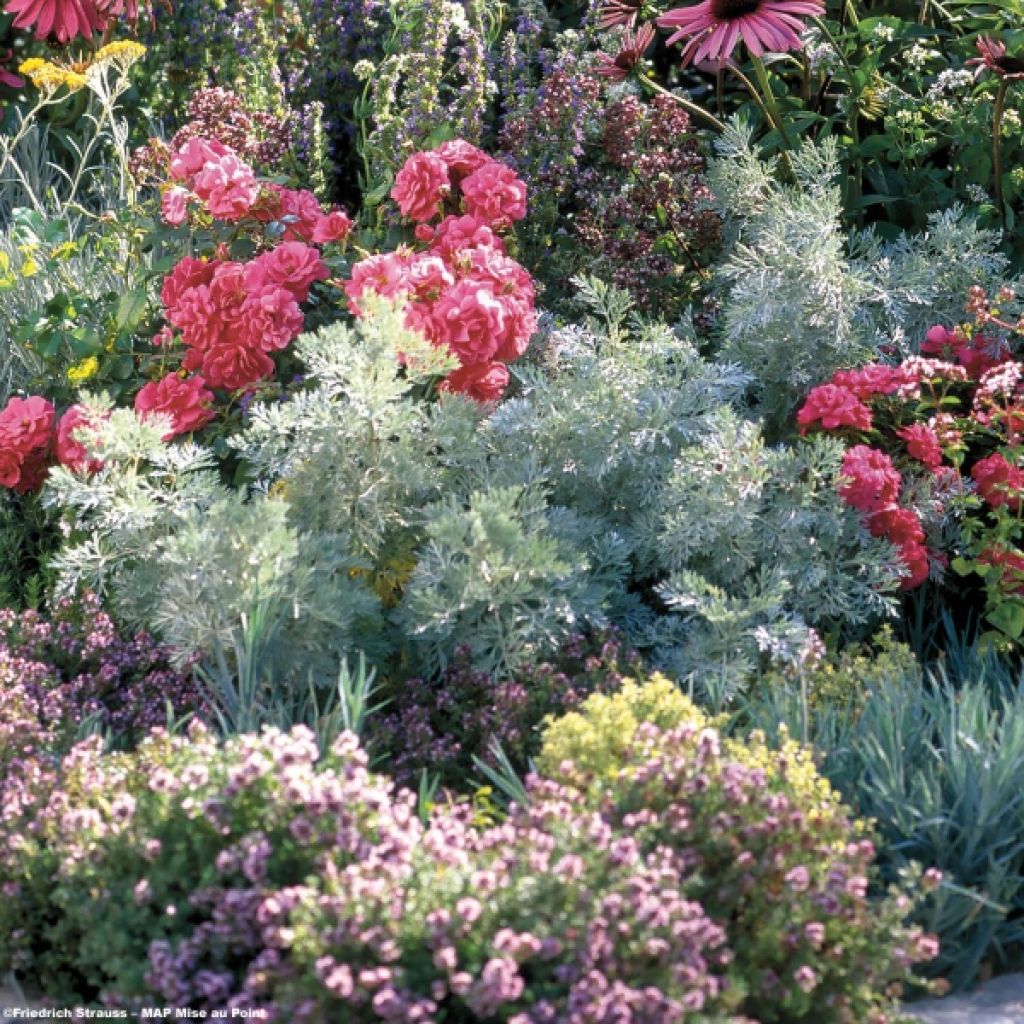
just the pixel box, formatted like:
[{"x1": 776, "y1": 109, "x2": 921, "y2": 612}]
[{"x1": 660, "y1": 0, "x2": 817, "y2": 63}]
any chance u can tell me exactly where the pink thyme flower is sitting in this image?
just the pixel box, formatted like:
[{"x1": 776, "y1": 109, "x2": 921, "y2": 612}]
[{"x1": 658, "y1": 0, "x2": 824, "y2": 65}]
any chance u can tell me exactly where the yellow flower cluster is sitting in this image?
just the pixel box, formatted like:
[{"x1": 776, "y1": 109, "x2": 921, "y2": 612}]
[
  {"x1": 93, "y1": 40, "x2": 147, "y2": 66},
  {"x1": 19, "y1": 57, "x2": 87, "y2": 94},
  {"x1": 536, "y1": 675, "x2": 705, "y2": 781},
  {"x1": 19, "y1": 41, "x2": 146, "y2": 95},
  {"x1": 538, "y1": 673, "x2": 843, "y2": 817},
  {"x1": 67, "y1": 356, "x2": 100, "y2": 384}
]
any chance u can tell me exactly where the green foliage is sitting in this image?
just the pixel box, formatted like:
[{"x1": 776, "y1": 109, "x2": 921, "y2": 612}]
[
  {"x1": 709, "y1": 125, "x2": 1021, "y2": 434},
  {"x1": 399, "y1": 484, "x2": 615, "y2": 676},
  {"x1": 741, "y1": 644, "x2": 1024, "y2": 989},
  {"x1": 43, "y1": 287, "x2": 901, "y2": 699}
]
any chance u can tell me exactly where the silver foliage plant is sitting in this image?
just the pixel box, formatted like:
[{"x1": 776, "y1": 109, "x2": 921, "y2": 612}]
[
  {"x1": 709, "y1": 120, "x2": 1018, "y2": 432},
  {"x1": 45, "y1": 288, "x2": 901, "y2": 700}
]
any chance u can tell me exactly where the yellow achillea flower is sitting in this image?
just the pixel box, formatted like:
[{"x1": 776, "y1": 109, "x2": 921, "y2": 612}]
[
  {"x1": 19, "y1": 57, "x2": 87, "y2": 94},
  {"x1": 20, "y1": 42, "x2": 145, "y2": 95},
  {"x1": 93, "y1": 40, "x2": 147, "y2": 67},
  {"x1": 67, "y1": 356, "x2": 100, "y2": 384}
]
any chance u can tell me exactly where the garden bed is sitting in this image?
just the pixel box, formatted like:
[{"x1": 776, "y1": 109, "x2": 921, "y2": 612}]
[{"x1": 1, "y1": 0, "x2": 1024, "y2": 1017}]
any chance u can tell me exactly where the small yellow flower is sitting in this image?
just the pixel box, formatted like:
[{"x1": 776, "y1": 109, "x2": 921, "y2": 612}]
[
  {"x1": 20, "y1": 257, "x2": 37, "y2": 277},
  {"x1": 93, "y1": 40, "x2": 147, "y2": 67},
  {"x1": 20, "y1": 58, "x2": 87, "y2": 94},
  {"x1": 67, "y1": 356, "x2": 100, "y2": 383}
]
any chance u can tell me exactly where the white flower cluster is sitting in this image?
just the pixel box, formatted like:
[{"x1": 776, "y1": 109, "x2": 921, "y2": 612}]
[{"x1": 926, "y1": 68, "x2": 974, "y2": 102}]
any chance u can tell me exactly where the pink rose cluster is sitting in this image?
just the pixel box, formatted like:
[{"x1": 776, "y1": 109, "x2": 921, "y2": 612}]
[
  {"x1": 390, "y1": 140, "x2": 527, "y2": 230},
  {"x1": 160, "y1": 138, "x2": 352, "y2": 245},
  {"x1": 796, "y1": 322, "x2": 1024, "y2": 593},
  {"x1": 346, "y1": 141, "x2": 535, "y2": 402},
  {"x1": 839, "y1": 446, "x2": 931, "y2": 589},
  {"x1": 142, "y1": 241, "x2": 327, "y2": 438},
  {"x1": 0, "y1": 397, "x2": 108, "y2": 494},
  {"x1": 157, "y1": 241, "x2": 328, "y2": 400}
]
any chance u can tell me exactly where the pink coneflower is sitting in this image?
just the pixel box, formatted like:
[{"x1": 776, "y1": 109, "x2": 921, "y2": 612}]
[
  {"x1": 598, "y1": 0, "x2": 645, "y2": 29},
  {"x1": 596, "y1": 22, "x2": 657, "y2": 80},
  {"x1": 658, "y1": 0, "x2": 824, "y2": 65},
  {"x1": 967, "y1": 35, "x2": 1024, "y2": 80},
  {"x1": 4, "y1": 0, "x2": 105, "y2": 41},
  {"x1": 0, "y1": 51, "x2": 23, "y2": 90}
]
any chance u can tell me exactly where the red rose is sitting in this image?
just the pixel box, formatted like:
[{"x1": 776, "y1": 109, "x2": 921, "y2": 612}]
[
  {"x1": 971, "y1": 452, "x2": 1024, "y2": 510},
  {"x1": 135, "y1": 374, "x2": 215, "y2": 439},
  {"x1": 440, "y1": 361, "x2": 510, "y2": 402},
  {"x1": 797, "y1": 384, "x2": 872, "y2": 433},
  {"x1": 868, "y1": 505, "x2": 924, "y2": 546},
  {"x1": 897, "y1": 541, "x2": 930, "y2": 589}
]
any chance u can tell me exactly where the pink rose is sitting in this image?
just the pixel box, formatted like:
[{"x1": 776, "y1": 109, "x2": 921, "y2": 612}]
[
  {"x1": 161, "y1": 186, "x2": 190, "y2": 227},
  {"x1": 435, "y1": 139, "x2": 492, "y2": 182},
  {"x1": 258, "y1": 186, "x2": 326, "y2": 242},
  {"x1": 135, "y1": 374, "x2": 215, "y2": 439},
  {"x1": 241, "y1": 285, "x2": 304, "y2": 351},
  {"x1": 193, "y1": 153, "x2": 261, "y2": 221},
  {"x1": 0, "y1": 395, "x2": 55, "y2": 451},
  {"x1": 169, "y1": 137, "x2": 228, "y2": 180},
  {"x1": 312, "y1": 209, "x2": 353, "y2": 244},
  {"x1": 343, "y1": 251, "x2": 414, "y2": 313},
  {"x1": 189, "y1": 343, "x2": 275, "y2": 392},
  {"x1": 797, "y1": 384, "x2": 872, "y2": 434},
  {"x1": 427, "y1": 280, "x2": 505, "y2": 365},
  {"x1": 431, "y1": 214, "x2": 505, "y2": 257},
  {"x1": 0, "y1": 395, "x2": 55, "y2": 493},
  {"x1": 440, "y1": 360, "x2": 510, "y2": 402},
  {"x1": 897, "y1": 423, "x2": 944, "y2": 469},
  {"x1": 391, "y1": 151, "x2": 450, "y2": 223},
  {"x1": 56, "y1": 404, "x2": 106, "y2": 474},
  {"x1": 161, "y1": 257, "x2": 219, "y2": 317},
  {"x1": 838, "y1": 445, "x2": 901, "y2": 513},
  {"x1": 249, "y1": 242, "x2": 328, "y2": 302},
  {"x1": 460, "y1": 162, "x2": 527, "y2": 230}
]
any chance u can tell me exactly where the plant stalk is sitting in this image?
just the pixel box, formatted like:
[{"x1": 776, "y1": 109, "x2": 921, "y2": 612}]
[
  {"x1": 994, "y1": 78, "x2": 1008, "y2": 226},
  {"x1": 638, "y1": 73, "x2": 726, "y2": 133}
]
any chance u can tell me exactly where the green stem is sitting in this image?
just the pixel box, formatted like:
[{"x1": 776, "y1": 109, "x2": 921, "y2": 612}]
[
  {"x1": 810, "y1": 16, "x2": 862, "y2": 217},
  {"x1": 637, "y1": 73, "x2": 726, "y2": 133},
  {"x1": 729, "y1": 63, "x2": 798, "y2": 183},
  {"x1": 750, "y1": 54, "x2": 795, "y2": 150},
  {"x1": 810, "y1": 16, "x2": 859, "y2": 141},
  {"x1": 994, "y1": 78, "x2": 1008, "y2": 226}
]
